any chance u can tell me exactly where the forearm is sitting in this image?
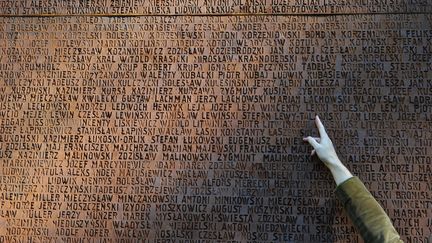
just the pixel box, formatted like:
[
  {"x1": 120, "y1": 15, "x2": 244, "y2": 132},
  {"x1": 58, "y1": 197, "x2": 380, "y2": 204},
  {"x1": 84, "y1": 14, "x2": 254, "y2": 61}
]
[
  {"x1": 336, "y1": 177, "x2": 402, "y2": 243},
  {"x1": 327, "y1": 160, "x2": 353, "y2": 186},
  {"x1": 303, "y1": 116, "x2": 401, "y2": 242}
]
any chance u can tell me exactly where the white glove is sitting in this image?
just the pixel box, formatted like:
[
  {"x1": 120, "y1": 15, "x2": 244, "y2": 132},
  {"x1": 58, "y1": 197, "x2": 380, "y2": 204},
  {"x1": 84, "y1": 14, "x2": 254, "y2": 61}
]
[{"x1": 303, "y1": 116, "x2": 353, "y2": 186}]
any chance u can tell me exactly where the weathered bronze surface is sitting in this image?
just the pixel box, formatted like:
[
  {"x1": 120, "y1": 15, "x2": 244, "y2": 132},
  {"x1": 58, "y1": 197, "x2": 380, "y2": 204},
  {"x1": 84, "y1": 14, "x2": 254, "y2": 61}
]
[
  {"x1": 0, "y1": 0, "x2": 431, "y2": 15},
  {"x1": 0, "y1": 2, "x2": 431, "y2": 242}
]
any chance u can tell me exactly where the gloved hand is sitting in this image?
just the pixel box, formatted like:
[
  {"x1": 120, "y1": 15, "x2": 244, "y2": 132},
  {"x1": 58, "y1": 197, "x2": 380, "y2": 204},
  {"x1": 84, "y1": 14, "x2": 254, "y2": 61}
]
[{"x1": 303, "y1": 116, "x2": 353, "y2": 186}]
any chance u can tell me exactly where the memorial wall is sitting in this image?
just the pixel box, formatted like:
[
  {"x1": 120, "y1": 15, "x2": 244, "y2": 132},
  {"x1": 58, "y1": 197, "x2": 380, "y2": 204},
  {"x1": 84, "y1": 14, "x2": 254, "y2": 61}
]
[{"x1": 0, "y1": 1, "x2": 431, "y2": 242}]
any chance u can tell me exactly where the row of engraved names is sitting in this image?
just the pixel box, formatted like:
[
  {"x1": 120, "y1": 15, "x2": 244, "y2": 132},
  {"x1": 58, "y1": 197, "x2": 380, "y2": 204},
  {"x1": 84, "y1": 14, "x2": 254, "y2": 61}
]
[
  {"x1": 0, "y1": 18, "x2": 427, "y2": 32},
  {"x1": 1, "y1": 29, "x2": 431, "y2": 46},
  {"x1": 6, "y1": 47, "x2": 430, "y2": 61},
  {"x1": 2, "y1": 58, "x2": 430, "y2": 80},
  {"x1": 1, "y1": 3, "x2": 432, "y2": 15},
  {"x1": 0, "y1": 135, "x2": 430, "y2": 154},
  {"x1": 2, "y1": 106, "x2": 432, "y2": 123},
  {"x1": 0, "y1": 207, "x2": 426, "y2": 235},
  {"x1": 0, "y1": 15, "x2": 426, "y2": 24},
  {"x1": 1, "y1": 192, "x2": 429, "y2": 217},
  {"x1": 3, "y1": 79, "x2": 430, "y2": 95},
  {"x1": 2, "y1": 41, "x2": 431, "y2": 61},
  {"x1": 9, "y1": 106, "x2": 432, "y2": 122},
  {"x1": 4, "y1": 109, "x2": 430, "y2": 123},
  {"x1": 0, "y1": 221, "x2": 360, "y2": 242},
  {"x1": 2, "y1": 171, "x2": 430, "y2": 197},
  {"x1": 1, "y1": 171, "x2": 430, "y2": 194}
]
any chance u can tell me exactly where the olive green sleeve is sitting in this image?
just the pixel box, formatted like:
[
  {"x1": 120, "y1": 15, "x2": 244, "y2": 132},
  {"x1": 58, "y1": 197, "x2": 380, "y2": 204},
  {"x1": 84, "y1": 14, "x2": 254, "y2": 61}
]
[{"x1": 335, "y1": 177, "x2": 403, "y2": 243}]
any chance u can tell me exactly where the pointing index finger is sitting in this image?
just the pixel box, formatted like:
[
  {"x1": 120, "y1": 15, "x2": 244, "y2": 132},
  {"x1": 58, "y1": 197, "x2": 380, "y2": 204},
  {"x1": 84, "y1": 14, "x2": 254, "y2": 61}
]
[{"x1": 315, "y1": 116, "x2": 328, "y2": 138}]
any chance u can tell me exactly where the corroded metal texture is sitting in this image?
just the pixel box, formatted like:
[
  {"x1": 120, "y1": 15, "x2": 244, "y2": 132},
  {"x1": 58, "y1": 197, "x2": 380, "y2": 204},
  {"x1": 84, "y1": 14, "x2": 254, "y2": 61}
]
[
  {"x1": 0, "y1": 0, "x2": 432, "y2": 15},
  {"x1": 0, "y1": 2, "x2": 431, "y2": 243}
]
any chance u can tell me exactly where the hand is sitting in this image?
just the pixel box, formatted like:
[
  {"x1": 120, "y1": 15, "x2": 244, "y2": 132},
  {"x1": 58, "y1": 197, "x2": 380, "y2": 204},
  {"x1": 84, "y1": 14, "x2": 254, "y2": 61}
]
[
  {"x1": 303, "y1": 116, "x2": 353, "y2": 186},
  {"x1": 303, "y1": 116, "x2": 342, "y2": 169}
]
